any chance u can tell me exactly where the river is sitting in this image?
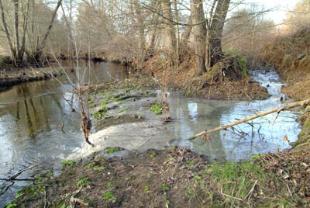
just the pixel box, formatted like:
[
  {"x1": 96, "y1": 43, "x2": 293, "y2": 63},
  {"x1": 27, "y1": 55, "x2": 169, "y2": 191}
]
[{"x1": 0, "y1": 62, "x2": 301, "y2": 206}]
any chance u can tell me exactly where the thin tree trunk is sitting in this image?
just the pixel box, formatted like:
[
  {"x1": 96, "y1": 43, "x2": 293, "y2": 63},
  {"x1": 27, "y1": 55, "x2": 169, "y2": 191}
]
[
  {"x1": 191, "y1": 0, "x2": 207, "y2": 75},
  {"x1": 181, "y1": 15, "x2": 192, "y2": 47},
  {"x1": 13, "y1": 0, "x2": 21, "y2": 63},
  {"x1": 133, "y1": 0, "x2": 145, "y2": 69},
  {"x1": 208, "y1": 0, "x2": 230, "y2": 67},
  {"x1": 20, "y1": 0, "x2": 30, "y2": 63},
  {"x1": 161, "y1": 0, "x2": 176, "y2": 62},
  {"x1": 0, "y1": 0, "x2": 16, "y2": 61},
  {"x1": 35, "y1": 0, "x2": 62, "y2": 60}
]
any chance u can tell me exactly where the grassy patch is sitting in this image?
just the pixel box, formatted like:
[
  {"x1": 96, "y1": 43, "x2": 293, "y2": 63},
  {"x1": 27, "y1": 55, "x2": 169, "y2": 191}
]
[
  {"x1": 150, "y1": 103, "x2": 163, "y2": 115},
  {"x1": 76, "y1": 176, "x2": 91, "y2": 188},
  {"x1": 206, "y1": 161, "x2": 266, "y2": 199},
  {"x1": 104, "y1": 147, "x2": 123, "y2": 154},
  {"x1": 61, "y1": 160, "x2": 76, "y2": 169},
  {"x1": 102, "y1": 191, "x2": 117, "y2": 203}
]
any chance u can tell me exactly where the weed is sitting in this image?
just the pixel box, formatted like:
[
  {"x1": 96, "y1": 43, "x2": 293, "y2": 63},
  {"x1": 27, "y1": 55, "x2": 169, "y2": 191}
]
[
  {"x1": 76, "y1": 176, "x2": 90, "y2": 188},
  {"x1": 144, "y1": 185, "x2": 150, "y2": 193},
  {"x1": 160, "y1": 183, "x2": 170, "y2": 192},
  {"x1": 102, "y1": 191, "x2": 117, "y2": 203},
  {"x1": 61, "y1": 160, "x2": 76, "y2": 168},
  {"x1": 4, "y1": 203, "x2": 17, "y2": 208},
  {"x1": 86, "y1": 162, "x2": 105, "y2": 171},
  {"x1": 105, "y1": 147, "x2": 122, "y2": 154},
  {"x1": 150, "y1": 103, "x2": 163, "y2": 115}
]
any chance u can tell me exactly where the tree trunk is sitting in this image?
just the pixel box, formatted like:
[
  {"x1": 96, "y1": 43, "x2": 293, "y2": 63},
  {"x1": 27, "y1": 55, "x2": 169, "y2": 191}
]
[
  {"x1": 181, "y1": 15, "x2": 192, "y2": 47},
  {"x1": 133, "y1": 0, "x2": 145, "y2": 69},
  {"x1": 161, "y1": 0, "x2": 176, "y2": 62},
  {"x1": 0, "y1": 0, "x2": 16, "y2": 61},
  {"x1": 191, "y1": 0, "x2": 207, "y2": 75},
  {"x1": 208, "y1": 0, "x2": 230, "y2": 67},
  {"x1": 35, "y1": 0, "x2": 62, "y2": 62},
  {"x1": 13, "y1": 0, "x2": 22, "y2": 64}
]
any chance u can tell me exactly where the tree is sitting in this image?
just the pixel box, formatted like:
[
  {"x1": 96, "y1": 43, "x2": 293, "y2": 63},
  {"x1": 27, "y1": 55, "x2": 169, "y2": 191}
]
[
  {"x1": 190, "y1": 0, "x2": 206, "y2": 74},
  {"x1": 161, "y1": 0, "x2": 177, "y2": 61},
  {"x1": 0, "y1": 0, "x2": 63, "y2": 65},
  {"x1": 207, "y1": 0, "x2": 230, "y2": 67}
]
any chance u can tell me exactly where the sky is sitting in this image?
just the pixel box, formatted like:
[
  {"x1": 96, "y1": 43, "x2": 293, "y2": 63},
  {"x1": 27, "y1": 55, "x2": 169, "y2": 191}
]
[{"x1": 243, "y1": 0, "x2": 300, "y2": 24}]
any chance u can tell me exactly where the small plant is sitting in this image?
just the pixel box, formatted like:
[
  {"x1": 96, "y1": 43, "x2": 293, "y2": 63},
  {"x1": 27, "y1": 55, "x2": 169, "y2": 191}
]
[
  {"x1": 150, "y1": 103, "x2": 163, "y2": 115},
  {"x1": 93, "y1": 105, "x2": 108, "y2": 120},
  {"x1": 144, "y1": 185, "x2": 150, "y2": 193},
  {"x1": 76, "y1": 176, "x2": 90, "y2": 188},
  {"x1": 86, "y1": 162, "x2": 105, "y2": 171},
  {"x1": 105, "y1": 147, "x2": 122, "y2": 154},
  {"x1": 5, "y1": 203, "x2": 17, "y2": 208},
  {"x1": 102, "y1": 191, "x2": 117, "y2": 203},
  {"x1": 160, "y1": 183, "x2": 170, "y2": 192},
  {"x1": 61, "y1": 160, "x2": 76, "y2": 168}
]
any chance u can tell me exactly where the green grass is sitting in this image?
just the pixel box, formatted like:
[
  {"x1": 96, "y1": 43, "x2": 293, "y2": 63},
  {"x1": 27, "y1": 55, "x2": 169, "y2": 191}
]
[
  {"x1": 150, "y1": 103, "x2": 163, "y2": 115},
  {"x1": 205, "y1": 161, "x2": 267, "y2": 203}
]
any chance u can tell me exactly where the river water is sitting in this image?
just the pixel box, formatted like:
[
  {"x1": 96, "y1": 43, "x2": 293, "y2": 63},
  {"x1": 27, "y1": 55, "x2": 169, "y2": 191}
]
[{"x1": 0, "y1": 63, "x2": 301, "y2": 206}]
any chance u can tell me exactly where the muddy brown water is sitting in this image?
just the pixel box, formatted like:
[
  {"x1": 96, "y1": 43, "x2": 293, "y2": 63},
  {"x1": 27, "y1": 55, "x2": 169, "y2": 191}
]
[{"x1": 0, "y1": 62, "x2": 301, "y2": 206}]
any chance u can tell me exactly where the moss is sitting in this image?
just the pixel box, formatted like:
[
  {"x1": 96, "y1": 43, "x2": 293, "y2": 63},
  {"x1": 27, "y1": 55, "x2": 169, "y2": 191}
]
[{"x1": 150, "y1": 103, "x2": 163, "y2": 115}]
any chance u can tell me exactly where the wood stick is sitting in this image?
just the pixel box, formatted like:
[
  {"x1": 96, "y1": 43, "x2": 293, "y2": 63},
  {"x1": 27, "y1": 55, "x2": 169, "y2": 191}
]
[{"x1": 189, "y1": 98, "x2": 310, "y2": 140}]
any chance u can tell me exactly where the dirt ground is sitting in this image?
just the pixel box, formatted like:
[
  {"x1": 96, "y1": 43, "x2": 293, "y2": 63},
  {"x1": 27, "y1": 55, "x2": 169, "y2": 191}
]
[{"x1": 7, "y1": 147, "x2": 309, "y2": 208}]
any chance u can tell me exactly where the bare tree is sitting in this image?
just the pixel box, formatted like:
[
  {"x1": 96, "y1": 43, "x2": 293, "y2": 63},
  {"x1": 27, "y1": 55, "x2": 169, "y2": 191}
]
[{"x1": 191, "y1": 0, "x2": 207, "y2": 75}]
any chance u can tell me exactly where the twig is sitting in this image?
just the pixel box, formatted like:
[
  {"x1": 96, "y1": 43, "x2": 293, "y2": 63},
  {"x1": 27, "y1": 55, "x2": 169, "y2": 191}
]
[
  {"x1": 245, "y1": 180, "x2": 258, "y2": 200},
  {"x1": 220, "y1": 187, "x2": 243, "y2": 201}
]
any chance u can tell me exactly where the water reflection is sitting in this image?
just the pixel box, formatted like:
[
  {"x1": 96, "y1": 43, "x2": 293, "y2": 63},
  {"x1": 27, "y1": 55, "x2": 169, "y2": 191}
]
[{"x1": 0, "y1": 61, "x2": 128, "y2": 206}]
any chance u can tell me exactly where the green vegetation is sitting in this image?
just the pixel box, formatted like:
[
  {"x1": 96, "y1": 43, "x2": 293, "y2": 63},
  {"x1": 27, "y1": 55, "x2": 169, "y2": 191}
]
[
  {"x1": 85, "y1": 161, "x2": 105, "y2": 172},
  {"x1": 104, "y1": 146, "x2": 123, "y2": 154},
  {"x1": 4, "y1": 203, "x2": 17, "y2": 208},
  {"x1": 102, "y1": 191, "x2": 117, "y2": 203},
  {"x1": 150, "y1": 103, "x2": 163, "y2": 115},
  {"x1": 76, "y1": 176, "x2": 91, "y2": 188},
  {"x1": 93, "y1": 106, "x2": 108, "y2": 120},
  {"x1": 61, "y1": 160, "x2": 76, "y2": 168}
]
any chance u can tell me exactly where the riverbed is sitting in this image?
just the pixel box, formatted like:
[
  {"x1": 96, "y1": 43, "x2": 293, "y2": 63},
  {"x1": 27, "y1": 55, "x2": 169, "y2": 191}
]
[{"x1": 0, "y1": 62, "x2": 301, "y2": 206}]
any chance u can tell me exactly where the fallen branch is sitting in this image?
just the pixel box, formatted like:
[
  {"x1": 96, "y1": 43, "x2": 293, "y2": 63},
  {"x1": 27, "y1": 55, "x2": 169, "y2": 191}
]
[{"x1": 189, "y1": 98, "x2": 310, "y2": 140}]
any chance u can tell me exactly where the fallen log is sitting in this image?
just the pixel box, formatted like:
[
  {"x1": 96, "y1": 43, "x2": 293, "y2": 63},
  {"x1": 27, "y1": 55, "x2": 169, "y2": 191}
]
[{"x1": 189, "y1": 98, "x2": 310, "y2": 140}]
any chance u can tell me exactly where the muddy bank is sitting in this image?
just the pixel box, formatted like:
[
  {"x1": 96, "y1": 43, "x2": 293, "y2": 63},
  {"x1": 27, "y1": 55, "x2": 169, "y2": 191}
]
[
  {"x1": 141, "y1": 53, "x2": 268, "y2": 100},
  {"x1": 0, "y1": 67, "x2": 64, "y2": 91},
  {"x1": 6, "y1": 147, "x2": 309, "y2": 208}
]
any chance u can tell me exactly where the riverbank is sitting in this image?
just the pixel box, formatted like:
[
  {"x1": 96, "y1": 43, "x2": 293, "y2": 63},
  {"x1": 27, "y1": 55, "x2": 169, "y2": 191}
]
[
  {"x1": 5, "y1": 67, "x2": 309, "y2": 207},
  {"x1": 140, "y1": 53, "x2": 268, "y2": 100},
  {"x1": 6, "y1": 147, "x2": 309, "y2": 208},
  {"x1": 261, "y1": 27, "x2": 310, "y2": 152},
  {"x1": 0, "y1": 67, "x2": 64, "y2": 91}
]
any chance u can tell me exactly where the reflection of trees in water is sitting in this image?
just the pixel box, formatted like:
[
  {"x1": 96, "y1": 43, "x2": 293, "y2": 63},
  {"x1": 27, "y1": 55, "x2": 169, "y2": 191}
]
[
  {"x1": 170, "y1": 96, "x2": 232, "y2": 161},
  {"x1": 8, "y1": 83, "x2": 64, "y2": 138}
]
